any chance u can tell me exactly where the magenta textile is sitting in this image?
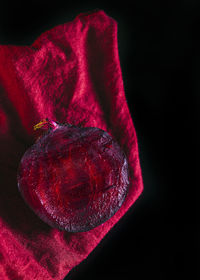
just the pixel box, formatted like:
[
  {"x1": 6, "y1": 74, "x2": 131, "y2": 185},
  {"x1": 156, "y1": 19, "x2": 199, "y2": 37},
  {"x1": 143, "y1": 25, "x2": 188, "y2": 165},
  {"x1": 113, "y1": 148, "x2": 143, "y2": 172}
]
[{"x1": 0, "y1": 10, "x2": 143, "y2": 280}]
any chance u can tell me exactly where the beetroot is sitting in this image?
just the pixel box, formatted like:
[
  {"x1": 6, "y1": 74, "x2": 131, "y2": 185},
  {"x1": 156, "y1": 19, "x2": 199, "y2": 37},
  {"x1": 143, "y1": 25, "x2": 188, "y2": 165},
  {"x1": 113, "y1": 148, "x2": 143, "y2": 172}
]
[{"x1": 17, "y1": 119, "x2": 129, "y2": 232}]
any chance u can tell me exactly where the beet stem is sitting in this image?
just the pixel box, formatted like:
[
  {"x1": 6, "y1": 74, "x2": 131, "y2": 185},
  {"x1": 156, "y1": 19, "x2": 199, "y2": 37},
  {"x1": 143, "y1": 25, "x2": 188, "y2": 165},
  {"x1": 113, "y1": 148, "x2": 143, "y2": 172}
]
[{"x1": 34, "y1": 118, "x2": 59, "y2": 131}]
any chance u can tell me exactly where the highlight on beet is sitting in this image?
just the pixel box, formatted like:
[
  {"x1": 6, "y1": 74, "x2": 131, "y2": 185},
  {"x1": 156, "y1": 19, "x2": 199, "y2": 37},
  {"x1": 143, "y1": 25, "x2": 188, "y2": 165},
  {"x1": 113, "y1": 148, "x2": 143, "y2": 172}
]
[{"x1": 17, "y1": 118, "x2": 130, "y2": 232}]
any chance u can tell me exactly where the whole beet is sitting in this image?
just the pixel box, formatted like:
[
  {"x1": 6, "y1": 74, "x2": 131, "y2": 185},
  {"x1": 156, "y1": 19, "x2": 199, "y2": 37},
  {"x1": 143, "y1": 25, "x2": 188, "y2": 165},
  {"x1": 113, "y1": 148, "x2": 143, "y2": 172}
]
[{"x1": 17, "y1": 119, "x2": 129, "y2": 232}]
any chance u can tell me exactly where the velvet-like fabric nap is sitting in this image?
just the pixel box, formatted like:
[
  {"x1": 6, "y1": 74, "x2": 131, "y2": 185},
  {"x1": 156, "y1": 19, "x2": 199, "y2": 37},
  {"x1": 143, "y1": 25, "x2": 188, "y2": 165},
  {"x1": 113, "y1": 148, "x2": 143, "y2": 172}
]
[{"x1": 0, "y1": 10, "x2": 143, "y2": 280}]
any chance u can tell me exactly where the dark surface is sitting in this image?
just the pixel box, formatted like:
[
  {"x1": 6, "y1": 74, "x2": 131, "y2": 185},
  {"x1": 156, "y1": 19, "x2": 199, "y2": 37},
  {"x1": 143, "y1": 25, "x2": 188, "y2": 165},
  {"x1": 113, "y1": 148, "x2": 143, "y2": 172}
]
[{"x1": 0, "y1": 1, "x2": 197, "y2": 279}]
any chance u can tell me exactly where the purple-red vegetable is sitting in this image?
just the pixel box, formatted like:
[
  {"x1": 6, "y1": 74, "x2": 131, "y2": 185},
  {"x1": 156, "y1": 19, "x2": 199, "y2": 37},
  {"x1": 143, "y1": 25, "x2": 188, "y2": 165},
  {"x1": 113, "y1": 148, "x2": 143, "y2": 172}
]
[{"x1": 17, "y1": 119, "x2": 129, "y2": 232}]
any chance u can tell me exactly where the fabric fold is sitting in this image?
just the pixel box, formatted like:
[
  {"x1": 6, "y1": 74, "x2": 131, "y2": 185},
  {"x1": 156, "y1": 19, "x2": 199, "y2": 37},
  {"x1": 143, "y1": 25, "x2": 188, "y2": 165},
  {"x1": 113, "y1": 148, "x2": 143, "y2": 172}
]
[{"x1": 0, "y1": 10, "x2": 143, "y2": 279}]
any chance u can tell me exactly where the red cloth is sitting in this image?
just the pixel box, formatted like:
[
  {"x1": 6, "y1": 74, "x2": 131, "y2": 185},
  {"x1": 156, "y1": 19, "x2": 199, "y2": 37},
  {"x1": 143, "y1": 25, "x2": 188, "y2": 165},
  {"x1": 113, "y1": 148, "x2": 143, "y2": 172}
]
[{"x1": 0, "y1": 10, "x2": 143, "y2": 280}]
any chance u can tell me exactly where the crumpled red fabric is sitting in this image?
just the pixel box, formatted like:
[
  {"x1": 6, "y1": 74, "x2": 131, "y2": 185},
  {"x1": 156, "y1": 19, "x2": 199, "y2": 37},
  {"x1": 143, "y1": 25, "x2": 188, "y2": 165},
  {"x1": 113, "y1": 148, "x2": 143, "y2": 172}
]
[{"x1": 0, "y1": 10, "x2": 143, "y2": 280}]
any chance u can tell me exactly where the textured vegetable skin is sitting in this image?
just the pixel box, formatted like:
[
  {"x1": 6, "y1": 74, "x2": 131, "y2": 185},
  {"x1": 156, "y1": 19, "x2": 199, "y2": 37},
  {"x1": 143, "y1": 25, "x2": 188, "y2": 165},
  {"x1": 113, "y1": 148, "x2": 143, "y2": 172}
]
[{"x1": 17, "y1": 121, "x2": 129, "y2": 232}]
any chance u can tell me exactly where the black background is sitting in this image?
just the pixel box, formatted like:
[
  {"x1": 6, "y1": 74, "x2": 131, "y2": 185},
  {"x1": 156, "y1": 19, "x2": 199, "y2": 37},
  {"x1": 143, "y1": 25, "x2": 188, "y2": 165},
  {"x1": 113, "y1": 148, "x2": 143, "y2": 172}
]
[{"x1": 0, "y1": 1, "x2": 197, "y2": 279}]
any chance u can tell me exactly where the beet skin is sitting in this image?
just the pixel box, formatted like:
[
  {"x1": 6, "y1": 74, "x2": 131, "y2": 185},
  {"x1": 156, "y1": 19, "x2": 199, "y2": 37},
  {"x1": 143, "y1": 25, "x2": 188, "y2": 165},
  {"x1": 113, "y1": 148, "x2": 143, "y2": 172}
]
[{"x1": 17, "y1": 120, "x2": 129, "y2": 232}]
